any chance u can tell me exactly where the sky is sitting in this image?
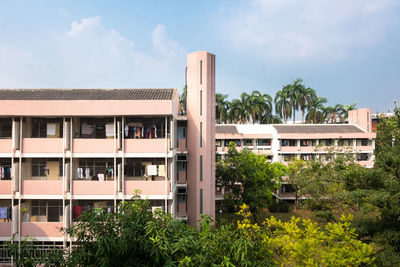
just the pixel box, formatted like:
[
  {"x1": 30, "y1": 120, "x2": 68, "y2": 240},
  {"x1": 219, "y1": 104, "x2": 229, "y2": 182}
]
[{"x1": 0, "y1": 0, "x2": 399, "y2": 113}]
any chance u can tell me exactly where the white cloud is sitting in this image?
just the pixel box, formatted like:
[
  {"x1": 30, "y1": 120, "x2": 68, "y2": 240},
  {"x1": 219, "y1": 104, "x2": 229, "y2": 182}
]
[
  {"x1": 222, "y1": 0, "x2": 399, "y2": 61},
  {"x1": 0, "y1": 16, "x2": 187, "y2": 88}
]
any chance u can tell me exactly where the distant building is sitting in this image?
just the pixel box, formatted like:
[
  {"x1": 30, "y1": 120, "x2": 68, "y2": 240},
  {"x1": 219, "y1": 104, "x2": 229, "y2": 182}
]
[{"x1": 216, "y1": 108, "x2": 376, "y2": 201}]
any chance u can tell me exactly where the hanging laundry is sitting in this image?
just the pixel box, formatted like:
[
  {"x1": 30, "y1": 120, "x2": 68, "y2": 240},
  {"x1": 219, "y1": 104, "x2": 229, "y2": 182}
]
[
  {"x1": 85, "y1": 168, "x2": 90, "y2": 179},
  {"x1": 124, "y1": 124, "x2": 129, "y2": 137},
  {"x1": 105, "y1": 123, "x2": 114, "y2": 137},
  {"x1": 47, "y1": 123, "x2": 56, "y2": 135},
  {"x1": 158, "y1": 165, "x2": 165, "y2": 176},
  {"x1": 146, "y1": 165, "x2": 157, "y2": 176},
  {"x1": 0, "y1": 207, "x2": 8, "y2": 219},
  {"x1": 98, "y1": 173, "x2": 105, "y2": 181}
]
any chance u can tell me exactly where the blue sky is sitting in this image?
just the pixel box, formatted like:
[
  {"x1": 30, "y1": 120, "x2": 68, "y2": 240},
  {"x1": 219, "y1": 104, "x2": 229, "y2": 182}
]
[{"x1": 0, "y1": 0, "x2": 399, "y2": 113}]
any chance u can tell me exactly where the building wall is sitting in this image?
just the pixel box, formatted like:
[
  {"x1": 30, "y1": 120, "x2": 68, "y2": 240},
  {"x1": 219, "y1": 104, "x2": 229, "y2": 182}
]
[
  {"x1": 186, "y1": 51, "x2": 216, "y2": 225},
  {"x1": 348, "y1": 108, "x2": 372, "y2": 133}
]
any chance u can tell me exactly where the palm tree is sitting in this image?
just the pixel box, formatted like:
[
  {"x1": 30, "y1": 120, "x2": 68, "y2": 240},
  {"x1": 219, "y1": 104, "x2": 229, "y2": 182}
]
[
  {"x1": 239, "y1": 92, "x2": 250, "y2": 123},
  {"x1": 344, "y1": 102, "x2": 357, "y2": 119},
  {"x1": 179, "y1": 85, "x2": 187, "y2": 114},
  {"x1": 261, "y1": 93, "x2": 273, "y2": 124},
  {"x1": 299, "y1": 87, "x2": 316, "y2": 123},
  {"x1": 305, "y1": 97, "x2": 327, "y2": 123},
  {"x1": 262, "y1": 114, "x2": 282, "y2": 124},
  {"x1": 275, "y1": 89, "x2": 292, "y2": 124},
  {"x1": 325, "y1": 104, "x2": 346, "y2": 123},
  {"x1": 228, "y1": 99, "x2": 242, "y2": 124},
  {"x1": 287, "y1": 79, "x2": 303, "y2": 123},
  {"x1": 216, "y1": 93, "x2": 229, "y2": 124}
]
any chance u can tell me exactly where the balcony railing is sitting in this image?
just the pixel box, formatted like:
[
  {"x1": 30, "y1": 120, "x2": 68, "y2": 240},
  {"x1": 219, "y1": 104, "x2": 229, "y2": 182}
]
[
  {"x1": 21, "y1": 222, "x2": 63, "y2": 237},
  {"x1": 22, "y1": 180, "x2": 63, "y2": 195},
  {"x1": 22, "y1": 138, "x2": 63, "y2": 153},
  {"x1": 125, "y1": 180, "x2": 170, "y2": 195}
]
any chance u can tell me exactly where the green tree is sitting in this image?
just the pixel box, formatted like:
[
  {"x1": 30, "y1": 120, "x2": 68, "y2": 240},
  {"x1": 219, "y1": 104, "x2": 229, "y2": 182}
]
[
  {"x1": 275, "y1": 88, "x2": 292, "y2": 124},
  {"x1": 306, "y1": 96, "x2": 327, "y2": 123},
  {"x1": 216, "y1": 93, "x2": 229, "y2": 124},
  {"x1": 325, "y1": 104, "x2": 346, "y2": 123},
  {"x1": 216, "y1": 143, "x2": 280, "y2": 214}
]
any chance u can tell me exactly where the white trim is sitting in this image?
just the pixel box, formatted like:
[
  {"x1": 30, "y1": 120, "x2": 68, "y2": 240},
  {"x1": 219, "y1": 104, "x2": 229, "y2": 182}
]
[
  {"x1": 21, "y1": 195, "x2": 63, "y2": 199},
  {"x1": 21, "y1": 153, "x2": 64, "y2": 158}
]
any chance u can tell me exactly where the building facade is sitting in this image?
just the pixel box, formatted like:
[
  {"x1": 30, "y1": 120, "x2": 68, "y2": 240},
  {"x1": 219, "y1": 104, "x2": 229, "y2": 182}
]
[
  {"x1": 0, "y1": 51, "x2": 216, "y2": 262},
  {"x1": 216, "y1": 109, "x2": 376, "y2": 200}
]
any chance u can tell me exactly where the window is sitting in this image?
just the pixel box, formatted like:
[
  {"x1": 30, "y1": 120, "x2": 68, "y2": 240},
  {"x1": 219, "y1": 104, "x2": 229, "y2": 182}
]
[
  {"x1": 257, "y1": 139, "x2": 271, "y2": 146},
  {"x1": 31, "y1": 118, "x2": 63, "y2": 138},
  {"x1": 200, "y1": 122, "x2": 203, "y2": 148},
  {"x1": 200, "y1": 90, "x2": 203, "y2": 116},
  {"x1": 243, "y1": 139, "x2": 253, "y2": 147},
  {"x1": 178, "y1": 126, "x2": 186, "y2": 139},
  {"x1": 200, "y1": 60, "x2": 203, "y2": 85},
  {"x1": 32, "y1": 159, "x2": 47, "y2": 177},
  {"x1": 200, "y1": 155, "x2": 203, "y2": 182},
  {"x1": 200, "y1": 189, "x2": 203, "y2": 214},
  {"x1": 31, "y1": 118, "x2": 47, "y2": 138},
  {"x1": 0, "y1": 118, "x2": 12, "y2": 138},
  {"x1": 32, "y1": 200, "x2": 47, "y2": 217},
  {"x1": 31, "y1": 200, "x2": 62, "y2": 222}
]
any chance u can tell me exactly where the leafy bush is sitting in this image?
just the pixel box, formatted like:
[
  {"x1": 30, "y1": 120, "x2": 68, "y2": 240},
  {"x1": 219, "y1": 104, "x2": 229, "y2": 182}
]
[{"x1": 277, "y1": 201, "x2": 290, "y2": 213}]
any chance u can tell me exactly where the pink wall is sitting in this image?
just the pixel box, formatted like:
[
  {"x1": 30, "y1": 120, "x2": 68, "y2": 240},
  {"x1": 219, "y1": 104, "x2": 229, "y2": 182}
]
[
  {"x1": 0, "y1": 181, "x2": 12, "y2": 194},
  {"x1": 22, "y1": 138, "x2": 63, "y2": 153},
  {"x1": 177, "y1": 138, "x2": 186, "y2": 151},
  {"x1": 186, "y1": 51, "x2": 216, "y2": 225},
  {"x1": 176, "y1": 202, "x2": 187, "y2": 217},
  {"x1": 125, "y1": 180, "x2": 170, "y2": 195},
  {"x1": 0, "y1": 139, "x2": 11, "y2": 153},
  {"x1": 348, "y1": 108, "x2": 372, "y2": 133},
  {"x1": 73, "y1": 181, "x2": 114, "y2": 195},
  {"x1": 21, "y1": 222, "x2": 63, "y2": 237},
  {"x1": 22, "y1": 180, "x2": 63, "y2": 195},
  {"x1": 125, "y1": 139, "x2": 169, "y2": 153},
  {"x1": 73, "y1": 139, "x2": 115, "y2": 153},
  {"x1": 0, "y1": 222, "x2": 11, "y2": 237},
  {"x1": 0, "y1": 100, "x2": 174, "y2": 116},
  {"x1": 177, "y1": 170, "x2": 186, "y2": 183}
]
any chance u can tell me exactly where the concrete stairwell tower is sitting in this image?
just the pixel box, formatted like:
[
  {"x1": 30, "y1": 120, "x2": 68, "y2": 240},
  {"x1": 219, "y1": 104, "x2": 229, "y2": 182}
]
[{"x1": 186, "y1": 51, "x2": 216, "y2": 226}]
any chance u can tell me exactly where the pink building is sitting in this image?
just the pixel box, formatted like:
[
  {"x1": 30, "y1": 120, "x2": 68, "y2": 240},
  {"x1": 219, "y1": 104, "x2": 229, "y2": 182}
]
[{"x1": 0, "y1": 51, "x2": 216, "y2": 261}]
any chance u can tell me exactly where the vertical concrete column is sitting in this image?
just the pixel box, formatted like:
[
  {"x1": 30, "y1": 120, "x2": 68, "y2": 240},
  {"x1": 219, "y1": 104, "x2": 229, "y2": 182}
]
[{"x1": 186, "y1": 51, "x2": 216, "y2": 226}]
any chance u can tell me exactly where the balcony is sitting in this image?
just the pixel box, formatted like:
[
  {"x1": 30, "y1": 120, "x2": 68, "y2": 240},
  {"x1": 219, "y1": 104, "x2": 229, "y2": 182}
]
[
  {"x1": 72, "y1": 181, "x2": 115, "y2": 195},
  {"x1": 22, "y1": 138, "x2": 63, "y2": 154},
  {"x1": 0, "y1": 222, "x2": 11, "y2": 237},
  {"x1": 0, "y1": 180, "x2": 12, "y2": 194},
  {"x1": 358, "y1": 160, "x2": 374, "y2": 168},
  {"x1": 299, "y1": 146, "x2": 316, "y2": 152},
  {"x1": 125, "y1": 180, "x2": 170, "y2": 195},
  {"x1": 73, "y1": 139, "x2": 115, "y2": 154},
  {"x1": 280, "y1": 146, "x2": 298, "y2": 152},
  {"x1": 21, "y1": 222, "x2": 63, "y2": 237},
  {"x1": 0, "y1": 139, "x2": 12, "y2": 153},
  {"x1": 124, "y1": 138, "x2": 169, "y2": 154},
  {"x1": 355, "y1": 145, "x2": 374, "y2": 152},
  {"x1": 22, "y1": 180, "x2": 63, "y2": 195}
]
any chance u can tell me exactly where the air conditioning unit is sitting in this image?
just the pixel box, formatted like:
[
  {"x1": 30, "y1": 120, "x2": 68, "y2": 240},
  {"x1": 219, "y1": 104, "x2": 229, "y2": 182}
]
[{"x1": 177, "y1": 154, "x2": 188, "y2": 162}]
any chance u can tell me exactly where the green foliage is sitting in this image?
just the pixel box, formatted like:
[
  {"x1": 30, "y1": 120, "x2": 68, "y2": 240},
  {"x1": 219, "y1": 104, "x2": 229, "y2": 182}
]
[
  {"x1": 282, "y1": 104, "x2": 400, "y2": 264},
  {"x1": 216, "y1": 142, "x2": 281, "y2": 214},
  {"x1": 6, "y1": 237, "x2": 65, "y2": 267}
]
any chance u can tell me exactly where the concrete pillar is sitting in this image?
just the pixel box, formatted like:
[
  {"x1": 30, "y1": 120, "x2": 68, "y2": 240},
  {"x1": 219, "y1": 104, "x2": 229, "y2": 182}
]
[{"x1": 186, "y1": 51, "x2": 216, "y2": 226}]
